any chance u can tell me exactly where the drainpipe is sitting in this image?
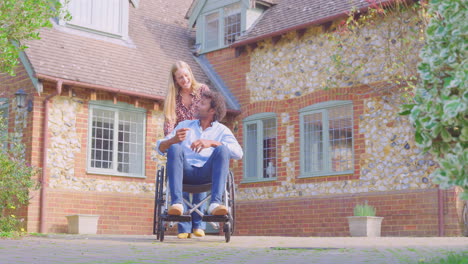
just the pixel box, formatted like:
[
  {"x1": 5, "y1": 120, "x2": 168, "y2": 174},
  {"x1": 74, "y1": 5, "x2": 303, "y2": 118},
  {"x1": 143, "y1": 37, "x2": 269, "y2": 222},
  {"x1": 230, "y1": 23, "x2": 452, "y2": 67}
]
[
  {"x1": 39, "y1": 80, "x2": 62, "y2": 233},
  {"x1": 438, "y1": 187, "x2": 445, "y2": 236}
]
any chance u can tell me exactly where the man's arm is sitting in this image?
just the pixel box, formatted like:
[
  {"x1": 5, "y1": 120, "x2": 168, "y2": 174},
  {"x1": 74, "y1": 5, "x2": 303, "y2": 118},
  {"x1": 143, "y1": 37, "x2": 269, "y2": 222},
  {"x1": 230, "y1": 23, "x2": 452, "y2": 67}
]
[{"x1": 157, "y1": 128, "x2": 190, "y2": 154}]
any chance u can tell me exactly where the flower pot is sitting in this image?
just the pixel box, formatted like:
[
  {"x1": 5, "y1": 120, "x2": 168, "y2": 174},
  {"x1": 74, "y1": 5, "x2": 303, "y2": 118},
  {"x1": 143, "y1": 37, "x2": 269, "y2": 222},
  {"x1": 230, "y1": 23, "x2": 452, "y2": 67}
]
[
  {"x1": 66, "y1": 214, "x2": 100, "y2": 234},
  {"x1": 347, "y1": 216, "x2": 384, "y2": 237}
]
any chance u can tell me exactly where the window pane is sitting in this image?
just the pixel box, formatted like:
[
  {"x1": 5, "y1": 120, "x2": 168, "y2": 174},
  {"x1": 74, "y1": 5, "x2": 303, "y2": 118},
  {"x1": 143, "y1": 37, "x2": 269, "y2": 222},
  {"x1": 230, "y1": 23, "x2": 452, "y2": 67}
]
[
  {"x1": 245, "y1": 123, "x2": 257, "y2": 178},
  {"x1": 91, "y1": 109, "x2": 114, "y2": 169},
  {"x1": 263, "y1": 118, "x2": 276, "y2": 178},
  {"x1": 117, "y1": 111, "x2": 144, "y2": 175},
  {"x1": 205, "y1": 12, "x2": 219, "y2": 49},
  {"x1": 303, "y1": 113, "x2": 323, "y2": 173},
  {"x1": 67, "y1": 0, "x2": 124, "y2": 35},
  {"x1": 224, "y1": 13, "x2": 241, "y2": 45},
  {"x1": 329, "y1": 105, "x2": 353, "y2": 172},
  {"x1": 0, "y1": 99, "x2": 8, "y2": 149}
]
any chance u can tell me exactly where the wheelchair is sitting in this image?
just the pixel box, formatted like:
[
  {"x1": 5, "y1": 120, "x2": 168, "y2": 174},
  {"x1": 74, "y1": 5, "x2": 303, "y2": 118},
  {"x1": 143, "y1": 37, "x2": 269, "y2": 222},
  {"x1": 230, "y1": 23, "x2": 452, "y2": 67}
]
[{"x1": 153, "y1": 164, "x2": 236, "y2": 242}]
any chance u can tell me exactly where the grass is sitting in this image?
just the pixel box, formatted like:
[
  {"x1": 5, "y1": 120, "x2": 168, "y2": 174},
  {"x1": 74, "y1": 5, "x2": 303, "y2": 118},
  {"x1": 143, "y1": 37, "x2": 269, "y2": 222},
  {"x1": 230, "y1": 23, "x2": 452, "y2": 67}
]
[{"x1": 417, "y1": 253, "x2": 468, "y2": 264}]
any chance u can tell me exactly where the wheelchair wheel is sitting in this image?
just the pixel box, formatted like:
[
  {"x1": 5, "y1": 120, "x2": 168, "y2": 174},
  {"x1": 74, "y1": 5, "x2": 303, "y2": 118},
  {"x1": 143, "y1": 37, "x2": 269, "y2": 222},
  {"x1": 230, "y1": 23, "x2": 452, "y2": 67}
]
[
  {"x1": 154, "y1": 166, "x2": 166, "y2": 241},
  {"x1": 227, "y1": 171, "x2": 236, "y2": 236},
  {"x1": 158, "y1": 219, "x2": 165, "y2": 242},
  {"x1": 224, "y1": 222, "x2": 231, "y2": 243}
]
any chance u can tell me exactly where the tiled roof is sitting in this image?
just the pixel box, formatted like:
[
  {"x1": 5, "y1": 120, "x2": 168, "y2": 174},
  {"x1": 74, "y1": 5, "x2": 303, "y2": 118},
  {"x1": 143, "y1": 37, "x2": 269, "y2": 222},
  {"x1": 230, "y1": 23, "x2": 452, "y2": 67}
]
[
  {"x1": 24, "y1": 0, "x2": 209, "y2": 99},
  {"x1": 234, "y1": 0, "x2": 371, "y2": 46}
]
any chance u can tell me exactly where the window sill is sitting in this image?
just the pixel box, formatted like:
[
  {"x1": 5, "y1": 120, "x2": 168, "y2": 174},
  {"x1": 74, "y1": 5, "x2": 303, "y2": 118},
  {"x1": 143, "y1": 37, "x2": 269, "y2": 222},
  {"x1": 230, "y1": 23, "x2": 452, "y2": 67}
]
[
  {"x1": 87, "y1": 170, "x2": 146, "y2": 179},
  {"x1": 240, "y1": 177, "x2": 277, "y2": 184},
  {"x1": 299, "y1": 171, "x2": 353, "y2": 179}
]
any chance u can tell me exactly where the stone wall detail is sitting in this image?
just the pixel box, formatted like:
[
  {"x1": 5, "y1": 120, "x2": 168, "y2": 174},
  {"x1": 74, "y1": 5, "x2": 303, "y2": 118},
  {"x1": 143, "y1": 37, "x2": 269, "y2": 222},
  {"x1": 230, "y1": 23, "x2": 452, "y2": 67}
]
[
  {"x1": 47, "y1": 97, "x2": 158, "y2": 194},
  {"x1": 237, "y1": 13, "x2": 434, "y2": 201}
]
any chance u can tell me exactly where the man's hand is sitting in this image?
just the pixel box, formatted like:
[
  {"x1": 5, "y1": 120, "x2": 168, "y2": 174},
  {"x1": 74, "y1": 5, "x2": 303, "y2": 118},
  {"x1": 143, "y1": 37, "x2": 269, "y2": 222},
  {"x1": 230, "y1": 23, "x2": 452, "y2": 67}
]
[
  {"x1": 158, "y1": 128, "x2": 190, "y2": 153},
  {"x1": 191, "y1": 139, "x2": 221, "y2": 153},
  {"x1": 173, "y1": 128, "x2": 190, "y2": 143}
]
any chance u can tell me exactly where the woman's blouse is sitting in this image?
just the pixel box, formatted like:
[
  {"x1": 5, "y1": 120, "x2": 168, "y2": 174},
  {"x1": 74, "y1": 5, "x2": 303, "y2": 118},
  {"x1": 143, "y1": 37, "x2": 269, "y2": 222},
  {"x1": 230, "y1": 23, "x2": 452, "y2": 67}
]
[{"x1": 163, "y1": 84, "x2": 209, "y2": 136}]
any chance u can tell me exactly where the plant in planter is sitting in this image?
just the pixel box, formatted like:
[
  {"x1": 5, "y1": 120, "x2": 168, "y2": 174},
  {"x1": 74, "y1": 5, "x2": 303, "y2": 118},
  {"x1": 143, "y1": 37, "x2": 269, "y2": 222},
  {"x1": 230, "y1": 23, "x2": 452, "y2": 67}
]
[{"x1": 347, "y1": 202, "x2": 384, "y2": 237}]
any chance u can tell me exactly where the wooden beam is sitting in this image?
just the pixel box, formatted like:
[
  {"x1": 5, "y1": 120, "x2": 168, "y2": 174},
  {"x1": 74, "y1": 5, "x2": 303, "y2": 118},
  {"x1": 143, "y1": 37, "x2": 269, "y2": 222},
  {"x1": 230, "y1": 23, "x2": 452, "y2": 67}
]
[
  {"x1": 153, "y1": 102, "x2": 160, "y2": 111},
  {"x1": 90, "y1": 91, "x2": 97, "y2": 101},
  {"x1": 134, "y1": 98, "x2": 139, "y2": 108},
  {"x1": 271, "y1": 35, "x2": 281, "y2": 45},
  {"x1": 113, "y1": 94, "x2": 117, "y2": 104},
  {"x1": 296, "y1": 28, "x2": 307, "y2": 39}
]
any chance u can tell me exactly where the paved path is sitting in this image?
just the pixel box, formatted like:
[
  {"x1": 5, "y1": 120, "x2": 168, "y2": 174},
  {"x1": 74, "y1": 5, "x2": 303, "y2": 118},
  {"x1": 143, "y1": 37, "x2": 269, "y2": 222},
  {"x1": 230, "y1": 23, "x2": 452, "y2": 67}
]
[{"x1": 0, "y1": 234, "x2": 467, "y2": 264}]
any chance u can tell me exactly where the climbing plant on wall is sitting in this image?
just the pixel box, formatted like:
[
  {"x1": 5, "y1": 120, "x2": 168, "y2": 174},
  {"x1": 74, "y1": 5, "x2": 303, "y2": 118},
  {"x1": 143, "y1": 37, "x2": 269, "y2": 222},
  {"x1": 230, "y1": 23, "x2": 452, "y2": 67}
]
[
  {"x1": 324, "y1": 0, "x2": 428, "y2": 97},
  {"x1": 401, "y1": 0, "x2": 467, "y2": 199}
]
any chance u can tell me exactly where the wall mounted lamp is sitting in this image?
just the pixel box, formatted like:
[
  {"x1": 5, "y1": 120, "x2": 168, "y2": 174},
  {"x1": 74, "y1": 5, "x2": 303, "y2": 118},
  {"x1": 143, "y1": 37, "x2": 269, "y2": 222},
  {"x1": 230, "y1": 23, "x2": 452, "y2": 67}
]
[{"x1": 15, "y1": 89, "x2": 33, "y2": 112}]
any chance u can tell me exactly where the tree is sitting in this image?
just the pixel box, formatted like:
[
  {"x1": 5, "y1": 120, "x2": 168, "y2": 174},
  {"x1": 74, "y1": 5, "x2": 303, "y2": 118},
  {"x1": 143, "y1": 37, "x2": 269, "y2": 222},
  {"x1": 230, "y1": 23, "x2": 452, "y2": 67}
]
[
  {"x1": 0, "y1": 0, "x2": 70, "y2": 76},
  {"x1": 402, "y1": 0, "x2": 467, "y2": 199}
]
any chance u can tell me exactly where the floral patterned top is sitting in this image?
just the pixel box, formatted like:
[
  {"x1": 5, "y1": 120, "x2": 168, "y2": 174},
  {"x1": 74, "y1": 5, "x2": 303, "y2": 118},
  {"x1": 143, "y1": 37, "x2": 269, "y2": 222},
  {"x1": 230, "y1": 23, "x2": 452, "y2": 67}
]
[{"x1": 163, "y1": 84, "x2": 210, "y2": 136}]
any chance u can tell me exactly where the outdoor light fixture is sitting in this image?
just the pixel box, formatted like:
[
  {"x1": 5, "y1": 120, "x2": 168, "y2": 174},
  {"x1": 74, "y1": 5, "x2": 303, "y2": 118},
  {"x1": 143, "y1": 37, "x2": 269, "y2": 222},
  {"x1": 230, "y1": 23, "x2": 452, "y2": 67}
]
[{"x1": 15, "y1": 89, "x2": 33, "y2": 112}]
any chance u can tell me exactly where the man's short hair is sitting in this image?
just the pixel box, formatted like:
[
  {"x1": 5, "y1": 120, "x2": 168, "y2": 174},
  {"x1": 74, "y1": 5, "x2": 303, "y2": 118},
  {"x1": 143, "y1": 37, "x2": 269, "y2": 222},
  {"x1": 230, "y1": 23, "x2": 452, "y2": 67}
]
[{"x1": 201, "y1": 91, "x2": 226, "y2": 122}]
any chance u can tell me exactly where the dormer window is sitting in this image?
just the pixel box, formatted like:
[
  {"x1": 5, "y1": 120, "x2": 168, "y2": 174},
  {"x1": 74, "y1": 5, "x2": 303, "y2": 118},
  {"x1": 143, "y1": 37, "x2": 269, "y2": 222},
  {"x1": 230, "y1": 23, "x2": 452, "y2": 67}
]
[
  {"x1": 187, "y1": 0, "x2": 271, "y2": 53},
  {"x1": 201, "y1": 2, "x2": 242, "y2": 52},
  {"x1": 64, "y1": 0, "x2": 129, "y2": 38}
]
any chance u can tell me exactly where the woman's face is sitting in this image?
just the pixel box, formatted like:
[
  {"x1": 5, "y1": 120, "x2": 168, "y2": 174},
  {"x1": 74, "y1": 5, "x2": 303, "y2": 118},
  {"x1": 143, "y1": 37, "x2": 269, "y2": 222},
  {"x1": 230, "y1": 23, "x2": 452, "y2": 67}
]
[{"x1": 174, "y1": 68, "x2": 192, "y2": 91}]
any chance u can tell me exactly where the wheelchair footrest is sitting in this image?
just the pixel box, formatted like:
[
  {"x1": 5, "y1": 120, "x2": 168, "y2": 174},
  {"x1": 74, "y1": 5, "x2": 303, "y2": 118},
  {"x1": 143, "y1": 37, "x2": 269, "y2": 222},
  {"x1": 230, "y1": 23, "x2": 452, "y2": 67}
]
[
  {"x1": 161, "y1": 215, "x2": 192, "y2": 222},
  {"x1": 202, "y1": 215, "x2": 230, "y2": 222}
]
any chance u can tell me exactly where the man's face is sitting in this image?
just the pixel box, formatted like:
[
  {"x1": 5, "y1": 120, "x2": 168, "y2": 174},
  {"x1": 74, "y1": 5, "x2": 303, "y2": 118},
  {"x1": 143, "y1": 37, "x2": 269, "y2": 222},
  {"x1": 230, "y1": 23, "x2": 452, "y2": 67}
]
[{"x1": 195, "y1": 97, "x2": 214, "y2": 120}]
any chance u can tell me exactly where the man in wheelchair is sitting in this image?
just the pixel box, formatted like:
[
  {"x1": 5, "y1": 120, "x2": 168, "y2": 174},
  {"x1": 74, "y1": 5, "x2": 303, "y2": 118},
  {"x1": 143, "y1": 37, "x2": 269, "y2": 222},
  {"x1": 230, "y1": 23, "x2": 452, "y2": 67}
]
[{"x1": 156, "y1": 91, "x2": 243, "y2": 220}]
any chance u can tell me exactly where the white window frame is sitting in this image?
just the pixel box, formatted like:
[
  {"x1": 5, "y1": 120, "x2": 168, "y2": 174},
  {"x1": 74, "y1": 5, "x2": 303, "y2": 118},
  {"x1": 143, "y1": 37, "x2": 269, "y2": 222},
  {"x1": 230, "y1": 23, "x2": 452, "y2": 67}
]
[
  {"x1": 0, "y1": 98, "x2": 8, "y2": 149},
  {"x1": 201, "y1": 1, "x2": 243, "y2": 52},
  {"x1": 299, "y1": 101, "x2": 354, "y2": 178},
  {"x1": 62, "y1": 0, "x2": 129, "y2": 38},
  {"x1": 87, "y1": 101, "x2": 146, "y2": 178},
  {"x1": 242, "y1": 112, "x2": 277, "y2": 183}
]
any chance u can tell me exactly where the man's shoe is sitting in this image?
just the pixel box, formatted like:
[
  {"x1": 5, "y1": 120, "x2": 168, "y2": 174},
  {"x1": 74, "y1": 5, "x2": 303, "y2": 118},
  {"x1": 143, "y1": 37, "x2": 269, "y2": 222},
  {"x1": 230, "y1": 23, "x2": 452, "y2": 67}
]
[
  {"x1": 193, "y1": 229, "x2": 205, "y2": 237},
  {"x1": 208, "y1": 203, "x2": 228, "y2": 215},
  {"x1": 177, "y1": 233, "x2": 191, "y2": 239},
  {"x1": 168, "y1": 204, "x2": 183, "y2": 215}
]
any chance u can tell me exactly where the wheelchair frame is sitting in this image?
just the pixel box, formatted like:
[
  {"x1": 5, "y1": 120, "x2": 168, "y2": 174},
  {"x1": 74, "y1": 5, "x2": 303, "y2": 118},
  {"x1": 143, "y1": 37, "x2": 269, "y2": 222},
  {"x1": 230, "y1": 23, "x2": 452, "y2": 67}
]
[{"x1": 153, "y1": 164, "x2": 236, "y2": 242}]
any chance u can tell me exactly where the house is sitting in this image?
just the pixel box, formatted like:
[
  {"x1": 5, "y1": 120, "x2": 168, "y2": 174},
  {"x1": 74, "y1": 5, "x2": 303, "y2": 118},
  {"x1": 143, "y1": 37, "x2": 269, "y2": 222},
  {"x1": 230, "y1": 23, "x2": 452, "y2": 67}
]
[
  {"x1": 1, "y1": 0, "x2": 465, "y2": 237},
  {"x1": 185, "y1": 0, "x2": 465, "y2": 236},
  {"x1": 0, "y1": 0, "x2": 239, "y2": 235}
]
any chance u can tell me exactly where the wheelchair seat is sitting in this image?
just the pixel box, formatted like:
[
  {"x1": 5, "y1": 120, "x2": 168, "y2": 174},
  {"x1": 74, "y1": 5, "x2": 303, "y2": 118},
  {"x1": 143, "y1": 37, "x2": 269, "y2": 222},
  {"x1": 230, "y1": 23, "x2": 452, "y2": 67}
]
[{"x1": 182, "y1": 183, "x2": 212, "y2": 193}]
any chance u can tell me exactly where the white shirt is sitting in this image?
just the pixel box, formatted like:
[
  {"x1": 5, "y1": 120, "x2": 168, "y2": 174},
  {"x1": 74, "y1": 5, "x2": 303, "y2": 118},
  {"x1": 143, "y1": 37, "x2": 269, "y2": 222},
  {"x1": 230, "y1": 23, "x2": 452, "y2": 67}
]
[{"x1": 156, "y1": 120, "x2": 243, "y2": 167}]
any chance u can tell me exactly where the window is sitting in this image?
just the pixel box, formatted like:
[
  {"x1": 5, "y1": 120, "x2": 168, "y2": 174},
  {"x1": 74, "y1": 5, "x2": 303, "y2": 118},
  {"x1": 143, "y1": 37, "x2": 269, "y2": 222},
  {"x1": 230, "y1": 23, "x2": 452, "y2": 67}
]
[
  {"x1": 0, "y1": 99, "x2": 8, "y2": 149},
  {"x1": 202, "y1": 2, "x2": 242, "y2": 51},
  {"x1": 65, "y1": 0, "x2": 129, "y2": 37},
  {"x1": 88, "y1": 102, "x2": 146, "y2": 177},
  {"x1": 223, "y1": 4, "x2": 241, "y2": 45},
  {"x1": 205, "y1": 12, "x2": 220, "y2": 50},
  {"x1": 300, "y1": 101, "x2": 353, "y2": 177},
  {"x1": 243, "y1": 113, "x2": 277, "y2": 182}
]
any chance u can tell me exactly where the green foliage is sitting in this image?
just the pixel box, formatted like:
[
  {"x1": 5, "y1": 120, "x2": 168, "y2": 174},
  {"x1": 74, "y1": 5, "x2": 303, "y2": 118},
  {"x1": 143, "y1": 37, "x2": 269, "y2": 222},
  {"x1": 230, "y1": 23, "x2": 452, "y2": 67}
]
[
  {"x1": 0, "y1": 115, "x2": 39, "y2": 234},
  {"x1": 353, "y1": 201, "x2": 376, "y2": 216},
  {"x1": 403, "y1": 0, "x2": 468, "y2": 199},
  {"x1": 0, "y1": 0, "x2": 70, "y2": 75},
  {"x1": 324, "y1": 0, "x2": 427, "y2": 96},
  {"x1": 418, "y1": 252, "x2": 468, "y2": 264}
]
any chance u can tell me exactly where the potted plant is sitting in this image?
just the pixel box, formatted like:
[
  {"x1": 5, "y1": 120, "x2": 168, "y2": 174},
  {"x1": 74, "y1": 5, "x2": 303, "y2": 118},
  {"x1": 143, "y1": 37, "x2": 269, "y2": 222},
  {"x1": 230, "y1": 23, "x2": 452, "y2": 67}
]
[{"x1": 347, "y1": 201, "x2": 384, "y2": 237}]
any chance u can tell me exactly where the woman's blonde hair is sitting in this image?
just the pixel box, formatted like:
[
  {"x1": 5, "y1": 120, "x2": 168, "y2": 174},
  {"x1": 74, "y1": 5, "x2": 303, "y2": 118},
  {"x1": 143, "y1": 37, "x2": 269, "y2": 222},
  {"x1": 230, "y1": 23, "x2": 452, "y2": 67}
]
[{"x1": 163, "y1": 61, "x2": 202, "y2": 123}]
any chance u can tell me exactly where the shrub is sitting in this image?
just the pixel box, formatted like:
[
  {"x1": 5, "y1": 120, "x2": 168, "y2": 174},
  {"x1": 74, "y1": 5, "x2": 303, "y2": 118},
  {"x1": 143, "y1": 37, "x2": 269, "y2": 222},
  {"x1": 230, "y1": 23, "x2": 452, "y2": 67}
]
[
  {"x1": 0, "y1": 114, "x2": 39, "y2": 235},
  {"x1": 353, "y1": 201, "x2": 377, "y2": 216}
]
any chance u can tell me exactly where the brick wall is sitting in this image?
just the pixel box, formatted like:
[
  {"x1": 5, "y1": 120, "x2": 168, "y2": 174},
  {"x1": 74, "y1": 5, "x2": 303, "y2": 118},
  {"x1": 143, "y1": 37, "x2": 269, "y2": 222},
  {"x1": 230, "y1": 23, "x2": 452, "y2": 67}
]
[
  {"x1": 235, "y1": 188, "x2": 461, "y2": 237},
  {"x1": 45, "y1": 188, "x2": 154, "y2": 234}
]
